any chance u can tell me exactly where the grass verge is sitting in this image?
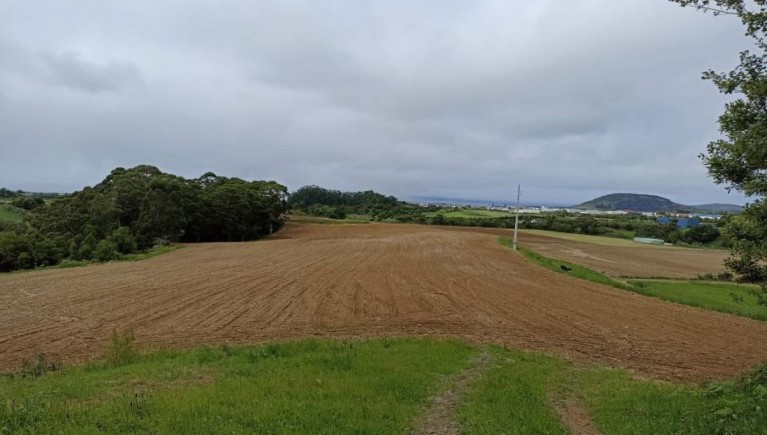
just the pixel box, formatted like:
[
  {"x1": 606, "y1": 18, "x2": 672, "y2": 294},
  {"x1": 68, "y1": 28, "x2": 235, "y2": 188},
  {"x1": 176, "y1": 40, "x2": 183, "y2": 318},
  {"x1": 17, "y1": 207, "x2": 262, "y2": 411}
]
[
  {"x1": 0, "y1": 339, "x2": 475, "y2": 434},
  {"x1": 459, "y1": 346, "x2": 767, "y2": 435},
  {"x1": 1, "y1": 339, "x2": 765, "y2": 434},
  {"x1": 500, "y1": 237, "x2": 767, "y2": 322},
  {"x1": 499, "y1": 237, "x2": 632, "y2": 290},
  {"x1": 629, "y1": 280, "x2": 767, "y2": 322}
]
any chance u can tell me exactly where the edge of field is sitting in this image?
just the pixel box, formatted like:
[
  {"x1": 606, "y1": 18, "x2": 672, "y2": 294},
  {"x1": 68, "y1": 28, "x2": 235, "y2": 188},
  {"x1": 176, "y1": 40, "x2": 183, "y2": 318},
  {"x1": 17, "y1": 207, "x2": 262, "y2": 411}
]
[{"x1": 500, "y1": 237, "x2": 767, "y2": 322}]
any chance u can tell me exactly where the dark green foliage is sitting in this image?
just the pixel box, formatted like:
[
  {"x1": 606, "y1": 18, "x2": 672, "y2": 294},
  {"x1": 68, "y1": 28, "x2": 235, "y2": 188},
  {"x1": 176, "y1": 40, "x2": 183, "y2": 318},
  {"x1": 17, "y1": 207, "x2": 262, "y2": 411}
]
[
  {"x1": 289, "y1": 185, "x2": 435, "y2": 222},
  {"x1": 94, "y1": 240, "x2": 119, "y2": 262},
  {"x1": 671, "y1": 0, "x2": 767, "y2": 298},
  {"x1": 0, "y1": 165, "x2": 288, "y2": 272},
  {"x1": 685, "y1": 224, "x2": 721, "y2": 244},
  {"x1": 10, "y1": 197, "x2": 45, "y2": 211},
  {"x1": 702, "y1": 364, "x2": 767, "y2": 434},
  {"x1": 107, "y1": 227, "x2": 138, "y2": 254},
  {"x1": 0, "y1": 188, "x2": 21, "y2": 198}
]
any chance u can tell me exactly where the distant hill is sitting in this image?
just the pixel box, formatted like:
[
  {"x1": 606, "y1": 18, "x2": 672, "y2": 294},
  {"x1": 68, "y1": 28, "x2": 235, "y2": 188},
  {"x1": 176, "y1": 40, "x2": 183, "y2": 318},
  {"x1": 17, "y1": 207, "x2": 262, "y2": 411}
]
[{"x1": 575, "y1": 193, "x2": 743, "y2": 214}]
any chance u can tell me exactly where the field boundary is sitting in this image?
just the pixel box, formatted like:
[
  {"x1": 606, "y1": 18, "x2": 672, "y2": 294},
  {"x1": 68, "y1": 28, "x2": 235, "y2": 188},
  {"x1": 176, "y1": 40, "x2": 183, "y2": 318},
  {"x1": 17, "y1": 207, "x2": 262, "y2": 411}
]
[{"x1": 500, "y1": 237, "x2": 767, "y2": 322}]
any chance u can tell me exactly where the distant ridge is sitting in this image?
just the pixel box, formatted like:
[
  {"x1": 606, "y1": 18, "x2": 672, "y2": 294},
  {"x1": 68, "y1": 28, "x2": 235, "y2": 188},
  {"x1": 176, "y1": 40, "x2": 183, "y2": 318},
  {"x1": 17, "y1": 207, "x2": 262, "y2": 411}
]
[{"x1": 575, "y1": 193, "x2": 743, "y2": 214}]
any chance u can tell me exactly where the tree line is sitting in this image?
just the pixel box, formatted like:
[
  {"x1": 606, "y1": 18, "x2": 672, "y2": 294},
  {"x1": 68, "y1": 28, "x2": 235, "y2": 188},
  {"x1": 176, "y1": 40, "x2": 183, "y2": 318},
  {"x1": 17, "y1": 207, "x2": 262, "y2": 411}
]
[
  {"x1": 288, "y1": 185, "x2": 433, "y2": 220},
  {"x1": 288, "y1": 186, "x2": 725, "y2": 246},
  {"x1": 0, "y1": 165, "x2": 288, "y2": 272}
]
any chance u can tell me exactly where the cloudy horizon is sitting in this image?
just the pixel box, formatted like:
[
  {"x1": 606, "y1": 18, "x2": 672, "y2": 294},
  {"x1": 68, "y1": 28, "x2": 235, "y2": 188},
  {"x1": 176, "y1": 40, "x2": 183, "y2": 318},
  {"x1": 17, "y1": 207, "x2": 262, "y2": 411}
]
[{"x1": 0, "y1": 1, "x2": 756, "y2": 206}]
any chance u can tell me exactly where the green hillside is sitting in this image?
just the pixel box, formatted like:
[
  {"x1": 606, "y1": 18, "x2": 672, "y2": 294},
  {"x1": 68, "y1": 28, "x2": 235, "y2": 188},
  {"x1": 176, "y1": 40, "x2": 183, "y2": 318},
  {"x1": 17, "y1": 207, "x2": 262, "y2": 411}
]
[{"x1": 576, "y1": 193, "x2": 743, "y2": 213}]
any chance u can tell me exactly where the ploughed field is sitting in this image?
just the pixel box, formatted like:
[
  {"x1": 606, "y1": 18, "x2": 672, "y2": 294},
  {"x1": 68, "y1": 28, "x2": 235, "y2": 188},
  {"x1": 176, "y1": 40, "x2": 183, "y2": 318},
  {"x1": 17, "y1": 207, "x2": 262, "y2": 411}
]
[{"x1": 1, "y1": 223, "x2": 765, "y2": 381}]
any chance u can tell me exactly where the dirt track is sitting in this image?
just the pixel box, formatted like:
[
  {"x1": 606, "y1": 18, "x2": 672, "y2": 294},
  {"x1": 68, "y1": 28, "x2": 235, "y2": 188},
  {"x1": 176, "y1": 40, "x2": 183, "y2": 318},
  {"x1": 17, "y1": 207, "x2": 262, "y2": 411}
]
[{"x1": 1, "y1": 223, "x2": 765, "y2": 381}]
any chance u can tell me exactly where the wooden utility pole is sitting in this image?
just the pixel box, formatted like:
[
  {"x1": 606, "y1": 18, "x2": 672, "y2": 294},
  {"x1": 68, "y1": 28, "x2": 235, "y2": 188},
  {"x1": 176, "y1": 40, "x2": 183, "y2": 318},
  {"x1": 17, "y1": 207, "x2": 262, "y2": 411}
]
[{"x1": 512, "y1": 184, "x2": 520, "y2": 250}]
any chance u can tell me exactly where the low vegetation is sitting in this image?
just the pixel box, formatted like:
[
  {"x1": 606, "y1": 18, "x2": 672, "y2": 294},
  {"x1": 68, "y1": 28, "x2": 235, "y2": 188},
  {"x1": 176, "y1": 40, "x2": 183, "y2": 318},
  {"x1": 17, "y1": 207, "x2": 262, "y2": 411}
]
[
  {"x1": 629, "y1": 280, "x2": 767, "y2": 321},
  {"x1": 504, "y1": 237, "x2": 767, "y2": 321},
  {"x1": 0, "y1": 204, "x2": 24, "y2": 225},
  {"x1": 1, "y1": 339, "x2": 764, "y2": 434},
  {"x1": 0, "y1": 339, "x2": 475, "y2": 434},
  {"x1": 500, "y1": 238, "x2": 632, "y2": 290}
]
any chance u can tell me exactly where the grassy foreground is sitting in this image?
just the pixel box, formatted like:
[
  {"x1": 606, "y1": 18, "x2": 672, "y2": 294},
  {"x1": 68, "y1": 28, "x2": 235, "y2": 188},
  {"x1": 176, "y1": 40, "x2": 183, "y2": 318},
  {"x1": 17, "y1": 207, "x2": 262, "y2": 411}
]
[
  {"x1": 2, "y1": 339, "x2": 766, "y2": 434},
  {"x1": 502, "y1": 238, "x2": 767, "y2": 322},
  {"x1": 0, "y1": 204, "x2": 24, "y2": 224},
  {"x1": 1, "y1": 339, "x2": 475, "y2": 434}
]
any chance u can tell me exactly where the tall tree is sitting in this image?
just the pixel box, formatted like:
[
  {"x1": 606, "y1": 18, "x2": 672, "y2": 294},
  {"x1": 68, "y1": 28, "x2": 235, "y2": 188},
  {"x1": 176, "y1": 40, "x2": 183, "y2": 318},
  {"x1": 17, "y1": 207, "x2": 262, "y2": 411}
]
[{"x1": 672, "y1": 0, "x2": 767, "y2": 297}]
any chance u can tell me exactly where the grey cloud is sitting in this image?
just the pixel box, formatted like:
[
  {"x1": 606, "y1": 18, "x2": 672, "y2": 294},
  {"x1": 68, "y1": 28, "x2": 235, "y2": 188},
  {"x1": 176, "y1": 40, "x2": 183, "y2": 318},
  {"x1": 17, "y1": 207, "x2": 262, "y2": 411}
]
[
  {"x1": 0, "y1": 0, "x2": 754, "y2": 205},
  {"x1": 0, "y1": 39, "x2": 141, "y2": 93}
]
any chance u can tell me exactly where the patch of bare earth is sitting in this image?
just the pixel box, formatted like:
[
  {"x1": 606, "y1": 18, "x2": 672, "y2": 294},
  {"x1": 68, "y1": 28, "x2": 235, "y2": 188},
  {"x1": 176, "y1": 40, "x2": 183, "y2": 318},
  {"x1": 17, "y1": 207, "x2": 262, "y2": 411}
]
[
  {"x1": 1, "y1": 223, "x2": 766, "y2": 381},
  {"x1": 410, "y1": 349, "x2": 491, "y2": 435},
  {"x1": 550, "y1": 393, "x2": 602, "y2": 435}
]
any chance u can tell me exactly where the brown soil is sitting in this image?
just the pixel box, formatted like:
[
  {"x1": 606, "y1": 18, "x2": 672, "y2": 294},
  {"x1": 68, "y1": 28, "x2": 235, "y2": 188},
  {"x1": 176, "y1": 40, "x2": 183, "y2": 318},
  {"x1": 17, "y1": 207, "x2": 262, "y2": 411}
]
[
  {"x1": 440, "y1": 227, "x2": 730, "y2": 278},
  {"x1": 0, "y1": 223, "x2": 765, "y2": 381}
]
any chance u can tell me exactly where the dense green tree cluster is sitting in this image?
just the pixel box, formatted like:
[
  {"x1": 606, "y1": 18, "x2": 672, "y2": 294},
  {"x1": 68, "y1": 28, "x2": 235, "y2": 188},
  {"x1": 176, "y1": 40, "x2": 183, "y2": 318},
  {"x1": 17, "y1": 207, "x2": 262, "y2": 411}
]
[
  {"x1": 0, "y1": 166, "x2": 288, "y2": 272},
  {"x1": 11, "y1": 197, "x2": 45, "y2": 211},
  {"x1": 289, "y1": 185, "x2": 428, "y2": 220},
  {"x1": 0, "y1": 188, "x2": 21, "y2": 198}
]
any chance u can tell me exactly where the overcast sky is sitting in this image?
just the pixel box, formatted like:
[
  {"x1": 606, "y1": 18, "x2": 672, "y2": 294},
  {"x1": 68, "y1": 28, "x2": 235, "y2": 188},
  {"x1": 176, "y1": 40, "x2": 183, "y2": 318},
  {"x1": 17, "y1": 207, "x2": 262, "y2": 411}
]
[{"x1": 0, "y1": 1, "x2": 756, "y2": 205}]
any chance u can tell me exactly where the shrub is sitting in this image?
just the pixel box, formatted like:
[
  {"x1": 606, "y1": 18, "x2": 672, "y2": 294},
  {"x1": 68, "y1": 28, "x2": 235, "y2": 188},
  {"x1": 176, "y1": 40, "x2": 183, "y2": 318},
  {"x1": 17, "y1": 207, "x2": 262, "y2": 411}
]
[
  {"x1": 104, "y1": 329, "x2": 137, "y2": 367},
  {"x1": 94, "y1": 240, "x2": 119, "y2": 262},
  {"x1": 16, "y1": 251, "x2": 33, "y2": 269},
  {"x1": 108, "y1": 226, "x2": 138, "y2": 254},
  {"x1": 20, "y1": 353, "x2": 61, "y2": 378}
]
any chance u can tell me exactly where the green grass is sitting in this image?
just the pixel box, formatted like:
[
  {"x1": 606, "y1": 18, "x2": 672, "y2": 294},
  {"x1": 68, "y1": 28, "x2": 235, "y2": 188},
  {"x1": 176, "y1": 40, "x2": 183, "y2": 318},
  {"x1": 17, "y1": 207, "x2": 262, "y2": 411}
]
[
  {"x1": 501, "y1": 237, "x2": 767, "y2": 322},
  {"x1": 2, "y1": 339, "x2": 765, "y2": 434},
  {"x1": 0, "y1": 204, "x2": 24, "y2": 223},
  {"x1": 457, "y1": 346, "x2": 568, "y2": 434},
  {"x1": 0, "y1": 339, "x2": 476, "y2": 434},
  {"x1": 461, "y1": 346, "x2": 767, "y2": 435},
  {"x1": 577, "y1": 365, "x2": 767, "y2": 435},
  {"x1": 629, "y1": 280, "x2": 767, "y2": 321}
]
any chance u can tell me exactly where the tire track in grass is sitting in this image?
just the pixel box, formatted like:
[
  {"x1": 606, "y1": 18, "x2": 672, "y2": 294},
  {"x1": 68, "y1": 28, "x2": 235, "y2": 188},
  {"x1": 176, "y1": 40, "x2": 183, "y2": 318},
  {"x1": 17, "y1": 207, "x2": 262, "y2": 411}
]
[
  {"x1": 411, "y1": 348, "x2": 492, "y2": 435},
  {"x1": 549, "y1": 392, "x2": 603, "y2": 435}
]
